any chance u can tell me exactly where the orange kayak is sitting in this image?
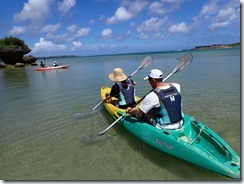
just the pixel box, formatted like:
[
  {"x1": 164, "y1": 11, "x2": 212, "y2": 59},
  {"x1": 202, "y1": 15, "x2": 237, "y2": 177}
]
[{"x1": 35, "y1": 64, "x2": 69, "y2": 71}]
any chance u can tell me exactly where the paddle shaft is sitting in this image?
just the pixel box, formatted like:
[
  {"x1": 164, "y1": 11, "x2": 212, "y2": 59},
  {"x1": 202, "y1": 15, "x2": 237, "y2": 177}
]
[
  {"x1": 92, "y1": 100, "x2": 103, "y2": 110},
  {"x1": 128, "y1": 67, "x2": 141, "y2": 78},
  {"x1": 163, "y1": 72, "x2": 173, "y2": 82},
  {"x1": 98, "y1": 114, "x2": 125, "y2": 136},
  {"x1": 97, "y1": 90, "x2": 152, "y2": 136}
]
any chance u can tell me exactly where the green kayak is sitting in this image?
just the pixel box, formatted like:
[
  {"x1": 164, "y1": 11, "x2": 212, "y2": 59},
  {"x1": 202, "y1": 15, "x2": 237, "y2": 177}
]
[{"x1": 101, "y1": 86, "x2": 240, "y2": 179}]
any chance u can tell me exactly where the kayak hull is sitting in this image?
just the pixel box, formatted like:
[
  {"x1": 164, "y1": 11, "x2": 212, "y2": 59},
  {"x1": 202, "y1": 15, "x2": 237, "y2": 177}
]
[
  {"x1": 100, "y1": 86, "x2": 240, "y2": 179},
  {"x1": 35, "y1": 64, "x2": 69, "y2": 71}
]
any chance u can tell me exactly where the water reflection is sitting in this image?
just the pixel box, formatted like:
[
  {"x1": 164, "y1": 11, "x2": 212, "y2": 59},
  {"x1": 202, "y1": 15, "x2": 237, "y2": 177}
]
[{"x1": 0, "y1": 67, "x2": 29, "y2": 89}]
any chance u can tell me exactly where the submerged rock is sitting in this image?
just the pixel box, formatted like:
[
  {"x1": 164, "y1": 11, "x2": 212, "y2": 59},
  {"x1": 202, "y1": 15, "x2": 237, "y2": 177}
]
[
  {"x1": 23, "y1": 55, "x2": 37, "y2": 64},
  {"x1": 0, "y1": 63, "x2": 7, "y2": 68},
  {"x1": 15, "y1": 63, "x2": 25, "y2": 67}
]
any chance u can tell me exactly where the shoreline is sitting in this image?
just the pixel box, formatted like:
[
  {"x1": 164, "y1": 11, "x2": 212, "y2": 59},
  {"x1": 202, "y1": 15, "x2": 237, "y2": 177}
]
[{"x1": 192, "y1": 43, "x2": 240, "y2": 50}]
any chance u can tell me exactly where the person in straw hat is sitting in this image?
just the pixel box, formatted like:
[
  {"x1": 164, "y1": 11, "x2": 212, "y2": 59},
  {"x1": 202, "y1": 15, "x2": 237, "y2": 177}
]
[{"x1": 103, "y1": 68, "x2": 137, "y2": 109}]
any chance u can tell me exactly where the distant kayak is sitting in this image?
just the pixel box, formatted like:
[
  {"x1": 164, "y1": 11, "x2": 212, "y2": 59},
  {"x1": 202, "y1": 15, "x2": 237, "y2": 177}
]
[{"x1": 35, "y1": 64, "x2": 69, "y2": 71}]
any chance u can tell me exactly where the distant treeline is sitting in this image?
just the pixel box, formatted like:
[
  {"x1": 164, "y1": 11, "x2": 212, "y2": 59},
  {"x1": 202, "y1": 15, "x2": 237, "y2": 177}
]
[
  {"x1": 193, "y1": 42, "x2": 240, "y2": 50},
  {"x1": 227, "y1": 42, "x2": 240, "y2": 47}
]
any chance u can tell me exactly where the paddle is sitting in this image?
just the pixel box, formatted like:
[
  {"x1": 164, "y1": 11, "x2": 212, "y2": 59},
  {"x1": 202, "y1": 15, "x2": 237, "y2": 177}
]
[
  {"x1": 91, "y1": 55, "x2": 153, "y2": 111},
  {"x1": 163, "y1": 53, "x2": 193, "y2": 81},
  {"x1": 81, "y1": 53, "x2": 193, "y2": 142}
]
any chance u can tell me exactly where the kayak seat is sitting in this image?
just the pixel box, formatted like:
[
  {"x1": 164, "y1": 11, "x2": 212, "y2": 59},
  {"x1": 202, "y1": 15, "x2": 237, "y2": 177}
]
[
  {"x1": 178, "y1": 135, "x2": 190, "y2": 143},
  {"x1": 177, "y1": 119, "x2": 198, "y2": 143},
  {"x1": 174, "y1": 130, "x2": 190, "y2": 143}
]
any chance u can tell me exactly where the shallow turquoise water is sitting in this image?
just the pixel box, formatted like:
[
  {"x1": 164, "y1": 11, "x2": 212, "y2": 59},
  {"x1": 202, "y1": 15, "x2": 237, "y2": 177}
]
[{"x1": 0, "y1": 49, "x2": 240, "y2": 180}]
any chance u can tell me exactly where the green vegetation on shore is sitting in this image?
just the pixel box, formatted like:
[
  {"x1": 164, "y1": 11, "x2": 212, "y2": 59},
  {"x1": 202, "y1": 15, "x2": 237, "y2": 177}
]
[
  {"x1": 193, "y1": 42, "x2": 240, "y2": 50},
  {"x1": 227, "y1": 42, "x2": 240, "y2": 47},
  {"x1": 0, "y1": 36, "x2": 26, "y2": 47}
]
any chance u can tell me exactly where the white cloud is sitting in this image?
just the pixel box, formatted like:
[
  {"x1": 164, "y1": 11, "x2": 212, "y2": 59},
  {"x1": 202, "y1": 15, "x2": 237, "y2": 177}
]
[
  {"x1": 218, "y1": 7, "x2": 236, "y2": 18},
  {"x1": 99, "y1": 15, "x2": 105, "y2": 21},
  {"x1": 9, "y1": 26, "x2": 26, "y2": 36},
  {"x1": 196, "y1": 0, "x2": 240, "y2": 31},
  {"x1": 100, "y1": 28, "x2": 113, "y2": 40},
  {"x1": 138, "y1": 32, "x2": 164, "y2": 40},
  {"x1": 67, "y1": 24, "x2": 78, "y2": 33},
  {"x1": 152, "y1": 32, "x2": 165, "y2": 39},
  {"x1": 85, "y1": 44, "x2": 123, "y2": 52},
  {"x1": 75, "y1": 27, "x2": 91, "y2": 37},
  {"x1": 106, "y1": 1, "x2": 147, "y2": 24},
  {"x1": 45, "y1": 33, "x2": 71, "y2": 43},
  {"x1": 41, "y1": 24, "x2": 61, "y2": 33},
  {"x1": 148, "y1": 1, "x2": 166, "y2": 15},
  {"x1": 168, "y1": 22, "x2": 190, "y2": 33},
  {"x1": 148, "y1": 0, "x2": 185, "y2": 15},
  {"x1": 209, "y1": 7, "x2": 238, "y2": 29},
  {"x1": 101, "y1": 28, "x2": 112, "y2": 37},
  {"x1": 71, "y1": 41, "x2": 82, "y2": 51},
  {"x1": 200, "y1": 0, "x2": 218, "y2": 17},
  {"x1": 100, "y1": 28, "x2": 130, "y2": 40},
  {"x1": 58, "y1": 0, "x2": 76, "y2": 13},
  {"x1": 209, "y1": 21, "x2": 229, "y2": 30},
  {"x1": 72, "y1": 41, "x2": 82, "y2": 48},
  {"x1": 31, "y1": 38, "x2": 67, "y2": 54},
  {"x1": 127, "y1": 0, "x2": 148, "y2": 15},
  {"x1": 137, "y1": 17, "x2": 167, "y2": 33},
  {"x1": 116, "y1": 30, "x2": 131, "y2": 41},
  {"x1": 107, "y1": 7, "x2": 133, "y2": 24},
  {"x1": 89, "y1": 19, "x2": 96, "y2": 24},
  {"x1": 138, "y1": 32, "x2": 149, "y2": 39},
  {"x1": 13, "y1": 0, "x2": 53, "y2": 24}
]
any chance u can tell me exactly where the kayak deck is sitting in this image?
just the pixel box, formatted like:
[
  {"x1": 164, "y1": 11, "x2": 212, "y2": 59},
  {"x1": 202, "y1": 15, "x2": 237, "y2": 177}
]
[{"x1": 100, "y1": 86, "x2": 240, "y2": 179}]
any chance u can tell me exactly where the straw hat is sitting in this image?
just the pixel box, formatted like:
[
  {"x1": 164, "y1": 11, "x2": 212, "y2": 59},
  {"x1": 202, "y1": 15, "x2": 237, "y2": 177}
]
[{"x1": 108, "y1": 68, "x2": 127, "y2": 82}]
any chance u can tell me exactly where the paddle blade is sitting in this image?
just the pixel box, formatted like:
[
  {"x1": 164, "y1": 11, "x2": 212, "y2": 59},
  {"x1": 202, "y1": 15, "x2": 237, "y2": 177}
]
[
  {"x1": 73, "y1": 110, "x2": 97, "y2": 119},
  {"x1": 80, "y1": 133, "x2": 99, "y2": 142},
  {"x1": 173, "y1": 53, "x2": 193, "y2": 74},
  {"x1": 80, "y1": 113, "x2": 125, "y2": 142},
  {"x1": 128, "y1": 55, "x2": 153, "y2": 78},
  {"x1": 139, "y1": 55, "x2": 153, "y2": 70}
]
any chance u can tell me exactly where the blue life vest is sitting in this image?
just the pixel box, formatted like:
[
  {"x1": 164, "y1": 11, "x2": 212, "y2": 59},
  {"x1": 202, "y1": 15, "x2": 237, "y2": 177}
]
[
  {"x1": 117, "y1": 80, "x2": 136, "y2": 106},
  {"x1": 153, "y1": 86, "x2": 182, "y2": 125}
]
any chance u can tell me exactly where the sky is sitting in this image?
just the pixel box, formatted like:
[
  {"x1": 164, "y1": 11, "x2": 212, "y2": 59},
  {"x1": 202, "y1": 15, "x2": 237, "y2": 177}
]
[{"x1": 0, "y1": 0, "x2": 241, "y2": 57}]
